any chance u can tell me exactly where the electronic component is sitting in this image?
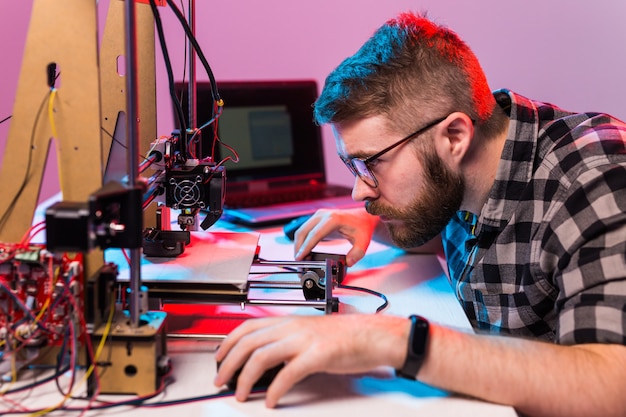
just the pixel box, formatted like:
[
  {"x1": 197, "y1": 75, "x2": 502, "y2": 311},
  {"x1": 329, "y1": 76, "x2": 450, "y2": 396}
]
[
  {"x1": 165, "y1": 164, "x2": 223, "y2": 211},
  {"x1": 0, "y1": 243, "x2": 86, "y2": 378},
  {"x1": 248, "y1": 254, "x2": 345, "y2": 314},
  {"x1": 45, "y1": 182, "x2": 144, "y2": 253},
  {"x1": 140, "y1": 132, "x2": 226, "y2": 256},
  {"x1": 142, "y1": 227, "x2": 191, "y2": 258},
  {"x1": 300, "y1": 252, "x2": 346, "y2": 301}
]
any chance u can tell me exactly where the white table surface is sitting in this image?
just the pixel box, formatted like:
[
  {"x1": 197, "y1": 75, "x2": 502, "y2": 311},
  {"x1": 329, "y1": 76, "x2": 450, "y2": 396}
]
[{"x1": 12, "y1": 203, "x2": 518, "y2": 416}]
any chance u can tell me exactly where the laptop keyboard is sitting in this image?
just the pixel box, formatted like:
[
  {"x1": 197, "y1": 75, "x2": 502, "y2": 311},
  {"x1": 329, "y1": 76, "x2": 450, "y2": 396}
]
[
  {"x1": 225, "y1": 188, "x2": 330, "y2": 208},
  {"x1": 222, "y1": 185, "x2": 360, "y2": 225}
]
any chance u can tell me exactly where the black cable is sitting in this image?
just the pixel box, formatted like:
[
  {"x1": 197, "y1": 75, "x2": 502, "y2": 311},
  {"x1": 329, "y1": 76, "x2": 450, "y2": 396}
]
[
  {"x1": 1, "y1": 383, "x2": 264, "y2": 414},
  {"x1": 178, "y1": 0, "x2": 187, "y2": 103},
  {"x1": 164, "y1": 0, "x2": 225, "y2": 162},
  {"x1": 165, "y1": 0, "x2": 221, "y2": 104},
  {"x1": 338, "y1": 284, "x2": 389, "y2": 313},
  {"x1": 148, "y1": 0, "x2": 187, "y2": 140},
  {"x1": 101, "y1": 126, "x2": 166, "y2": 171},
  {"x1": 0, "y1": 364, "x2": 71, "y2": 396},
  {"x1": 101, "y1": 126, "x2": 126, "y2": 150},
  {"x1": 151, "y1": 0, "x2": 225, "y2": 161},
  {"x1": 1, "y1": 384, "x2": 165, "y2": 414},
  {"x1": 0, "y1": 114, "x2": 12, "y2": 124},
  {"x1": 53, "y1": 324, "x2": 74, "y2": 397},
  {"x1": 138, "y1": 388, "x2": 268, "y2": 408}
]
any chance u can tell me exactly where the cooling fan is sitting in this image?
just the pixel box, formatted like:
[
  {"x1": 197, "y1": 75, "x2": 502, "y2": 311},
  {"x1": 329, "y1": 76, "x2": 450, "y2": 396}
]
[{"x1": 165, "y1": 164, "x2": 224, "y2": 211}]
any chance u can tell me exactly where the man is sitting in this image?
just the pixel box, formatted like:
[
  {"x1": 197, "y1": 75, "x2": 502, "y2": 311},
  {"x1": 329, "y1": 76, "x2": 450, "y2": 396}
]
[{"x1": 214, "y1": 12, "x2": 626, "y2": 416}]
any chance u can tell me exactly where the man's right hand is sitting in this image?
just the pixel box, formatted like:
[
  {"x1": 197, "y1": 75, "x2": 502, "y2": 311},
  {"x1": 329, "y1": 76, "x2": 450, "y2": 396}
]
[{"x1": 293, "y1": 207, "x2": 379, "y2": 267}]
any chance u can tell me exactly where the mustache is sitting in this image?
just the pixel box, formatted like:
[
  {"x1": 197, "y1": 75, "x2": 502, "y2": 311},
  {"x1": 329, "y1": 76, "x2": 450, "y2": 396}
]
[
  {"x1": 365, "y1": 200, "x2": 406, "y2": 219},
  {"x1": 365, "y1": 201, "x2": 382, "y2": 216}
]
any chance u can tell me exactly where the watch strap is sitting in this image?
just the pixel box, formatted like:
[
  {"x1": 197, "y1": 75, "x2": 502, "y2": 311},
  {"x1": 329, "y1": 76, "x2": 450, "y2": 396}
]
[{"x1": 396, "y1": 314, "x2": 429, "y2": 380}]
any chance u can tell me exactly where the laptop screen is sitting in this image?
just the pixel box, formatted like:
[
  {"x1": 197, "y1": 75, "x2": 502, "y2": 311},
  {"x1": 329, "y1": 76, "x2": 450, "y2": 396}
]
[{"x1": 174, "y1": 80, "x2": 326, "y2": 190}]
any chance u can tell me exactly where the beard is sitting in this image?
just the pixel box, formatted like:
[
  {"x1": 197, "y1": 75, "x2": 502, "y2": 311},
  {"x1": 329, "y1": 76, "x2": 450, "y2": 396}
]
[{"x1": 366, "y1": 149, "x2": 464, "y2": 248}]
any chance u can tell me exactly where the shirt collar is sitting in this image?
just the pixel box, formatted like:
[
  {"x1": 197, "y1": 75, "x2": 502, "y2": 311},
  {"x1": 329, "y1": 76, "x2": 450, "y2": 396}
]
[{"x1": 477, "y1": 89, "x2": 540, "y2": 230}]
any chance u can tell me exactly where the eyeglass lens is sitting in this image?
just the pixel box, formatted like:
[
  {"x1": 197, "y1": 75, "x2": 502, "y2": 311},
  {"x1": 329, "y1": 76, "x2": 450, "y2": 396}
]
[{"x1": 351, "y1": 159, "x2": 376, "y2": 187}]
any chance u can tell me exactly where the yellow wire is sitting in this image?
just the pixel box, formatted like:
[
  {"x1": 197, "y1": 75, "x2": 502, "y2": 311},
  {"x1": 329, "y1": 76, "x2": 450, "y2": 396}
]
[
  {"x1": 0, "y1": 304, "x2": 51, "y2": 394},
  {"x1": 10, "y1": 339, "x2": 17, "y2": 389},
  {"x1": 0, "y1": 279, "x2": 52, "y2": 392},
  {"x1": 28, "y1": 293, "x2": 117, "y2": 416},
  {"x1": 0, "y1": 252, "x2": 59, "y2": 394},
  {"x1": 47, "y1": 88, "x2": 58, "y2": 138},
  {"x1": 0, "y1": 340, "x2": 19, "y2": 395}
]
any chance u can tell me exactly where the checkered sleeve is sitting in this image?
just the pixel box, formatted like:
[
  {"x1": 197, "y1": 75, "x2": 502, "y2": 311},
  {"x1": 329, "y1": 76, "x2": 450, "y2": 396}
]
[{"x1": 541, "y1": 134, "x2": 626, "y2": 345}]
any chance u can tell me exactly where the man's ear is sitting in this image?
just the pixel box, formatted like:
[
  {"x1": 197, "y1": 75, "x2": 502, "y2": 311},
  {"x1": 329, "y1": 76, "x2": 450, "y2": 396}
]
[{"x1": 434, "y1": 112, "x2": 474, "y2": 167}]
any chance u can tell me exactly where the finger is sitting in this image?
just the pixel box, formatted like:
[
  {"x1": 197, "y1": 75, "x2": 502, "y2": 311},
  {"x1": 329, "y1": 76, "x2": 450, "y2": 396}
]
[
  {"x1": 232, "y1": 343, "x2": 291, "y2": 402},
  {"x1": 236, "y1": 329, "x2": 323, "y2": 407},
  {"x1": 293, "y1": 209, "x2": 338, "y2": 257},
  {"x1": 215, "y1": 317, "x2": 277, "y2": 362},
  {"x1": 345, "y1": 246, "x2": 366, "y2": 267},
  {"x1": 292, "y1": 215, "x2": 319, "y2": 258},
  {"x1": 264, "y1": 355, "x2": 317, "y2": 408},
  {"x1": 294, "y1": 221, "x2": 331, "y2": 260},
  {"x1": 342, "y1": 224, "x2": 374, "y2": 266},
  {"x1": 215, "y1": 318, "x2": 285, "y2": 387}
]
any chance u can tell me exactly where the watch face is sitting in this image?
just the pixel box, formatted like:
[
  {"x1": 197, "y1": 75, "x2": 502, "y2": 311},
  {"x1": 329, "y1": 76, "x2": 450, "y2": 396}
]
[
  {"x1": 411, "y1": 317, "x2": 429, "y2": 355},
  {"x1": 397, "y1": 315, "x2": 430, "y2": 380}
]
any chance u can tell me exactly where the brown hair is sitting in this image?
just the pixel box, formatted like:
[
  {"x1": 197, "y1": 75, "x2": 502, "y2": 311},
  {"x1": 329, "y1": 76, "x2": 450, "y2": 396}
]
[{"x1": 314, "y1": 12, "x2": 507, "y2": 139}]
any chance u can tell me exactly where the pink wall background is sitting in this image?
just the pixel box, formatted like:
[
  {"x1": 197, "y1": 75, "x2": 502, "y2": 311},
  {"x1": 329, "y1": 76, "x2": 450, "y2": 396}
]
[{"x1": 2, "y1": 0, "x2": 626, "y2": 204}]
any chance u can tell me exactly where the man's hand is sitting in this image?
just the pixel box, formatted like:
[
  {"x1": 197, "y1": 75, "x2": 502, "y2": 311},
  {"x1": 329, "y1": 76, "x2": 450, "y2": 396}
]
[
  {"x1": 293, "y1": 207, "x2": 379, "y2": 267},
  {"x1": 213, "y1": 314, "x2": 409, "y2": 408}
]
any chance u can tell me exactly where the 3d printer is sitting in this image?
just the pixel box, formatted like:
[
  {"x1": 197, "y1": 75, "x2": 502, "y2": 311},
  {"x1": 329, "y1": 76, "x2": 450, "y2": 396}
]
[{"x1": 0, "y1": 0, "x2": 345, "y2": 399}]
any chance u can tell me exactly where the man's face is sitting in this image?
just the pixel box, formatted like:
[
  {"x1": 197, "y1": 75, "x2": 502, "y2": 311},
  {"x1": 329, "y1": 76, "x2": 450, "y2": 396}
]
[
  {"x1": 367, "y1": 145, "x2": 464, "y2": 247},
  {"x1": 334, "y1": 116, "x2": 464, "y2": 248}
]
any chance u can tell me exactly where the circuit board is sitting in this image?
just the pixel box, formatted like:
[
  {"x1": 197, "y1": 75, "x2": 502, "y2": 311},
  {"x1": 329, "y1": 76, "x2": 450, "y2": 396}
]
[{"x1": 0, "y1": 243, "x2": 85, "y2": 369}]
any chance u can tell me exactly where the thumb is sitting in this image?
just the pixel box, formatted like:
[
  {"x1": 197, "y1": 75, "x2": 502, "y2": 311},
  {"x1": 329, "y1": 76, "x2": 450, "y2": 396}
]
[{"x1": 345, "y1": 246, "x2": 366, "y2": 267}]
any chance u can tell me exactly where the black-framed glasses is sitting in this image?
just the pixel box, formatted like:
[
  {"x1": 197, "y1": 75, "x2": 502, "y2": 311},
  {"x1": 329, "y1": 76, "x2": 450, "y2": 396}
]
[{"x1": 340, "y1": 115, "x2": 448, "y2": 188}]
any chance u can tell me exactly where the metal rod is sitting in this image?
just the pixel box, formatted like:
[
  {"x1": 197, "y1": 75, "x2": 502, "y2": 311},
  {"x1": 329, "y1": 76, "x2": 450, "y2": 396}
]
[
  {"x1": 252, "y1": 260, "x2": 327, "y2": 268},
  {"x1": 187, "y1": 0, "x2": 197, "y2": 132},
  {"x1": 124, "y1": 0, "x2": 141, "y2": 328},
  {"x1": 247, "y1": 299, "x2": 327, "y2": 308},
  {"x1": 325, "y1": 258, "x2": 333, "y2": 314},
  {"x1": 167, "y1": 333, "x2": 225, "y2": 341},
  {"x1": 186, "y1": 0, "x2": 200, "y2": 232},
  {"x1": 249, "y1": 282, "x2": 303, "y2": 289}
]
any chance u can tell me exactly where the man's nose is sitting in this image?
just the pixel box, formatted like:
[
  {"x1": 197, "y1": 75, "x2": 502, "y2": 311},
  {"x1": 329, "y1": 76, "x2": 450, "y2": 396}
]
[{"x1": 351, "y1": 175, "x2": 378, "y2": 201}]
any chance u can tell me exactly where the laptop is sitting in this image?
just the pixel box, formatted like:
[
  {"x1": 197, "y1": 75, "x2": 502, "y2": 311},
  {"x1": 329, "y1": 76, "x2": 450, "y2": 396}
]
[{"x1": 175, "y1": 80, "x2": 361, "y2": 225}]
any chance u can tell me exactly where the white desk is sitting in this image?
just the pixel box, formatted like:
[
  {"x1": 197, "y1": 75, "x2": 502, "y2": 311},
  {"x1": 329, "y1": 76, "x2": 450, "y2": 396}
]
[{"x1": 2, "y1": 219, "x2": 518, "y2": 416}]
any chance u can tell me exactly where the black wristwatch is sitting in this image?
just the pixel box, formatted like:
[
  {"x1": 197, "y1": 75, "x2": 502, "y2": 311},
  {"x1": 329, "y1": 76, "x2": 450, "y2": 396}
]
[{"x1": 396, "y1": 315, "x2": 429, "y2": 380}]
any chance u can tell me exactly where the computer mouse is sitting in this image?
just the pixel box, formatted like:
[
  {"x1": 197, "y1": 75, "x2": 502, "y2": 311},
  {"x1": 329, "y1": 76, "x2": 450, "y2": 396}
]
[
  {"x1": 283, "y1": 215, "x2": 312, "y2": 241},
  {"x1": 217, "y1": 360, "x2": 285, "y2": 391}
]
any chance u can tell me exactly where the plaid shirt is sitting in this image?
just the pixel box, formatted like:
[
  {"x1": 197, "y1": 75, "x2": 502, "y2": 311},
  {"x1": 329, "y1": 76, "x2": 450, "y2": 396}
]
[{"x1": 442, "y1": 89, "x2": 626, "y2": 345}]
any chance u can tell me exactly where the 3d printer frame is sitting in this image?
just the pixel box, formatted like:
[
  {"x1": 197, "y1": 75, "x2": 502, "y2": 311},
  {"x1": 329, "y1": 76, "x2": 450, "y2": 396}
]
[{"x1": 127, "y1": 255, "x2": 346, "y2": 316}]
